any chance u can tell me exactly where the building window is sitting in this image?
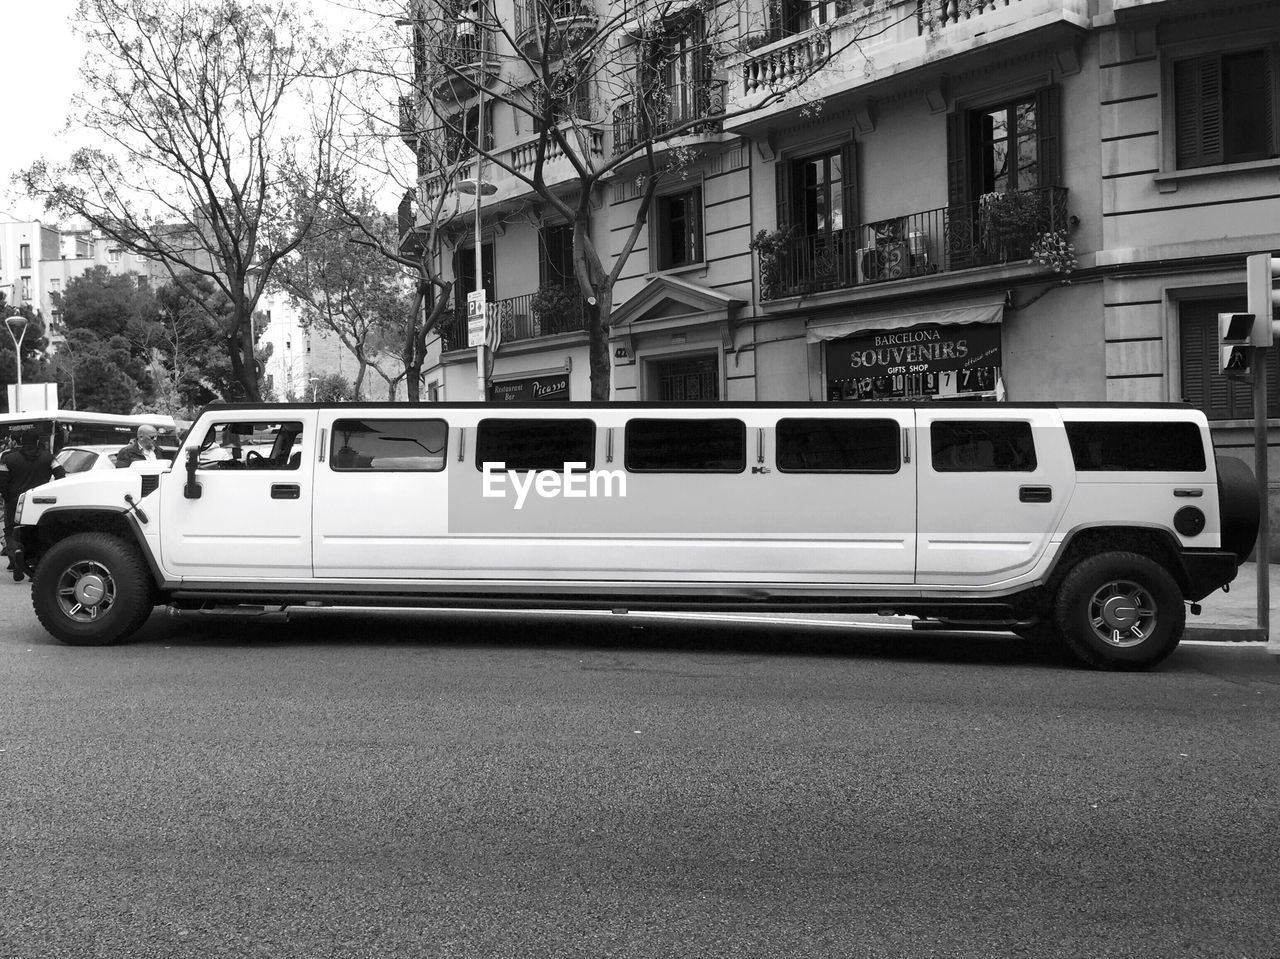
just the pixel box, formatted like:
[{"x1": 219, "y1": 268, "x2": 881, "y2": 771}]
[
  {"x1": 650, "y1": 353, "x2": 718, "y2": 400},
  {"x1": 653, "y1": 186, "x2": 703, "y2": 271},
  {"x1": 109, "y1": 249, "x2": 122, "y2": 263},
  {"x1": 540, "y1": 223, "x2": 576, "y2": 287},
  {"x1": 454, "y1": 242, "x2": 496, "y2": 317},
  {"x1": 444, "y1": 102, "x2": 494, "y2": 162},
  {"x1": 19, "y1": 244, "x2": 31, "y2": 269},
  {"x1": 20, "y1": 277, "x2": 31, "y2": 300},
  {"x1": 1173, "y1": 49, "x2": 1279, "y2": 169},
  {"x1": 946, "y1": 86, "x2": 1062, "y2": 267},
  {"x1": 49, "y1": 278, "x2": 60, "y2": 292},
  {"x1": 793, "y1": 149, "x2": 846, "y2": 240},
  {"x1": 778, "y1": 0, "x2": 841, "y2": 35},
  {"x1": 1180, "y1": 297, "x2": 1280, "y2": 420}
]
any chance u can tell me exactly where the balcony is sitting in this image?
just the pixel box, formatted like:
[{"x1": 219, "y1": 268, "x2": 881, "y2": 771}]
[
  {"x1": 398, "y1": 95, "x2": 418, "y2": 148},
  {"x1": 418, "y1": 126, "x2": 605, "y2": 211},
  {"x1": 431, "y1": 31, "x2": 499, "y2": 102},
  {"x1": 731, "y1": 0, "x2": 1088, "y2": 131},
  {"x1": 612, "y1": 79, "x2": 728, "y2": 157},
  {"x1": 440, "y1": 287, "x2": 589, "y2": 351},
  {"x1": 758, "y1": 186, "x2": 1070, "y2": 300},
  {"x1": 513, "y1": 0, "x2": 597, "y2": 60}
]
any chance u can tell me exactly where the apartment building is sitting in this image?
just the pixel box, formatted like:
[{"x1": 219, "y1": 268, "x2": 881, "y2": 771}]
[
  {"x1": 0, "y1": 220, "x2": 60, "y2": 315},
  {"x1": 406, "y1": 0, "x2": 1280, "y2": 423}
]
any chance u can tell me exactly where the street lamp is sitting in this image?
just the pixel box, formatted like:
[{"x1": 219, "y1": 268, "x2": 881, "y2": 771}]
[
  {"x1": 453, "y1": 0, "x2": 497, "y2": 401},
  {"x1": 308, "y1": 375, "x2": 320, "y2": 403},
  {"x1": 5, "y1": 313, "x2": 29, "y2": 414}
]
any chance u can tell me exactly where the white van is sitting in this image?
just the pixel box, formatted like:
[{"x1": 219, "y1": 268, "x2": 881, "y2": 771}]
[{"x1": 8, "y1": 401, "x2": 1258, "y2": 670}]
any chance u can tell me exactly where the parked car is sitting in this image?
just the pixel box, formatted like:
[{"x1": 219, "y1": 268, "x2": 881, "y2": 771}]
[{"x1": 52, "y1": 444, "x2": 122, "y2": 474}]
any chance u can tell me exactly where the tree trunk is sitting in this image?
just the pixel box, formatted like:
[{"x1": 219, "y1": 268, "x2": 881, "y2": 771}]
[{"x1": 589, "y1": 287, "x2": 613, "y2": 401}]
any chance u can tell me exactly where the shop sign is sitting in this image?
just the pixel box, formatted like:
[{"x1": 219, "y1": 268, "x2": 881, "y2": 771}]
[
  {"x1": 489, "y1": 375, "x2": 569, "y2": 402},
  {"x1": 826, "y1": 323, "x2": 1001, "y2": 401}
]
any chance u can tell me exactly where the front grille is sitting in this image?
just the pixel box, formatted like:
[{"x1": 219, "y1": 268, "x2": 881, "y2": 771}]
[{"x1": 141, "y1": 475, "x2": 159, "y2": 496}]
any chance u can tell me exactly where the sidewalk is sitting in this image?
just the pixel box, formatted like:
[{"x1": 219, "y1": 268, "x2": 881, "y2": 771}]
[{"x1": 1184, "y1": 560, "x2": 1277, "y2": 641}]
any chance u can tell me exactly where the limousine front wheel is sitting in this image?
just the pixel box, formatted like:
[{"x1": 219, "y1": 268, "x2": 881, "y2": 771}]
[
  {"x1": 32, "y1": 533, "x2": 155, "y2": 646},
  {"x1": 1053, "y1": 552, "x2": 1184, "y2": 670}
]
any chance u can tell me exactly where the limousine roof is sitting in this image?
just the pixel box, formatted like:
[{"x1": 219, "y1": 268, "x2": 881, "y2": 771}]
[{"x1": 199, "y1": 401, "x2": 1198, "y2": 412}]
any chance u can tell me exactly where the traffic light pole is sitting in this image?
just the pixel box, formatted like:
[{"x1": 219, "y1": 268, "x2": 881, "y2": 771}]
[{"x1": 1253, "y1": 351, "x2": 1270, "y2": 637}]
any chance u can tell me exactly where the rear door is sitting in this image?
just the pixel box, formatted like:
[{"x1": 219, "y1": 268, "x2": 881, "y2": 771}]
[
  {"x1": 311, "y1": 413, "x2": 451, "y2": 577},
  {"x1": 915, "y1": 407, "x2": 1072, "y2": 586}
]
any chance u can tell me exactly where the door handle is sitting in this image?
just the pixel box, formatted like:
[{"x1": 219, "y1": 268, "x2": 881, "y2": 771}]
[
  {"x1": 271, "y1": 484, "x2": 301, "y2": 500},
  {"x1": 1019, "y1": 485, "x2": 1052, "y2": 503}
]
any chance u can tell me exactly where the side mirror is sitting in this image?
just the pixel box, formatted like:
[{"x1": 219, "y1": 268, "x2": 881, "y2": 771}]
[{"x1": 183, "y1": 448, "x2": 202, "y2": 499}]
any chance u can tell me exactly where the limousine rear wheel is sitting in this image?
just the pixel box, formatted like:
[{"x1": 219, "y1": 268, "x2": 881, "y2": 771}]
[
  {"x1": 1052, "y1": 552, "x2": 1184, "y2": 670},
  {"x1": 32, "y1": 533, "x2": 155, "y2": 646}
]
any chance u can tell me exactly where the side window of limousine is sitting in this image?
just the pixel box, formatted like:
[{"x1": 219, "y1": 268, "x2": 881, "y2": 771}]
[
  {"x1": 330, "y1": 419, "x2": 448, "y2": 471},
  {"x1": 776, "y1": 418, "x2": 900, "y2": 473},
  {"x1": 931, "y1": 420, "x2": 1037, "y2": 472},
  {"x1": 1065, "y1": 421, "x2": 1206, "y2": 471},
  {"x1": 475, "y1": 418, "x2": 595, "y2": 471},
  {"x1": 196, "y1": 421, "x2": 304, "y2": 470},
  {"x1": 625, "y1": 419, "x2": 745, "y2": 472}
]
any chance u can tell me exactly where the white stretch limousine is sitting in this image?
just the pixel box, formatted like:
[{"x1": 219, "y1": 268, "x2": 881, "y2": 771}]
[{"x1": 9, "y1": 402, "x2": 1259, "y2": 669}]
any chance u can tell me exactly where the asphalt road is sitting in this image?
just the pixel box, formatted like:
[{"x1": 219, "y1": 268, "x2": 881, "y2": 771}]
[{"x1": 2, "y1": 581, "x2": 1279, "y2": 959}]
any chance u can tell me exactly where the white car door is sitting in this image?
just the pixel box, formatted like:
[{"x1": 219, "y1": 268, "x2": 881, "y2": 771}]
[
  {"x1": 915, "y1": 407, "x2": 1072, "y2": 586},
  {"x1": 159, "y1": 414, "x2": 317, "y2": 580}
]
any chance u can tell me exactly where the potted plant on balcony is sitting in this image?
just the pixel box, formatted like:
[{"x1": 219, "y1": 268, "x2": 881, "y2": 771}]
[
  {"x1": 749, "y1": 227, "x2": 795, "y2": 300},
  {"x1": 978, "y1": 189, "x2": 1046, "y2": 262},
  {"x1": 529, "y1": 283, "x2": 581, "y2": 336}
]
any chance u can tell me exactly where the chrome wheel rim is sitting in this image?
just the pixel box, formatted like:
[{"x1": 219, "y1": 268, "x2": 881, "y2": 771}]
[
  {"x1": 1087, "y1": 579, "x2": 1156, "y2": 648},
  {"x1": 56, "y1": 561, "x2": 117, "y2": 623}
]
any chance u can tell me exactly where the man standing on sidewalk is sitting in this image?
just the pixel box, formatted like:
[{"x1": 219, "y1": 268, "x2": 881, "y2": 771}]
[{"x1": 0, "y1": 429, "x2": 65, "y2": 582}]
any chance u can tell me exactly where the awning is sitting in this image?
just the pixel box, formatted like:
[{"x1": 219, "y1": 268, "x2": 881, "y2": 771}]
[{"x1": 806, "y1": 292, "x2": 1007, "y2": 344}]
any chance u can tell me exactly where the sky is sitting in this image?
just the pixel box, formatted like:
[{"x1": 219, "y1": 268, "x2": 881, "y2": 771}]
[
  {"x1": 0, "y1": 0, "x2": 84, "y2": 221},
  {"x1": 0, "y1": 0, "x2": 381, "y2": 224}
]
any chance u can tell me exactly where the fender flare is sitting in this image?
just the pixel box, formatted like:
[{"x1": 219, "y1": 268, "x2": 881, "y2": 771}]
[{"x1": 29, "y1": 507, "x2": 170, "y2": 589}]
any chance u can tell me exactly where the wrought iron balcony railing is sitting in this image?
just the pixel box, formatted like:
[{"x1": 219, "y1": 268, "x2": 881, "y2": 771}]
[
  {"x1": 758, "y1": 186, "x2": 1070, "y2": 300},
  {"x1": 440, "y1": 287, "x2": 589, "y2": 351},
  {"x1": 514, "y1": 0, "x2": 597, "y2": 57},
  {"x1": 613, "y1": 79, "x2": 728, "y2": 156},
  {"x1": 398, "y1": 95, "x2": 418, "y2": 146},
  {"x1": 431, "y1": 29, "x2": 498, "y2": 101}
]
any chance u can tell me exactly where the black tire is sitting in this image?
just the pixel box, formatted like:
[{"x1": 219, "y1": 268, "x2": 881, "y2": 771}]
[
  {"x1": 1052, "y1": 551, "x2": 1184, "y2": 670},
  {"x1": 31, "y1": 532, "x2": 156, "y2": 646}
]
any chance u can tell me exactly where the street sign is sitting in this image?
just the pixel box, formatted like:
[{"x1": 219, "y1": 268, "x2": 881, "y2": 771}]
[{"x1": 467, "y1": 290, "x2": 486, "y2": 348}]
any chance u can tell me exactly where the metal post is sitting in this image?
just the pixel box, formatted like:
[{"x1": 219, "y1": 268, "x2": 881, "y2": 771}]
[
  {"x1": 1254, "y1": 349, "x2": 1270, "y2": 634},
  {"x1": 473, "y1": 0, "x2": 488, "y2": 402}
]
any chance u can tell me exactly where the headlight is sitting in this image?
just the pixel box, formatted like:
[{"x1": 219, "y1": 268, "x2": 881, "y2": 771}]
[{"x1": 14, "y1": 492, "x2": 27, "y2": 523}]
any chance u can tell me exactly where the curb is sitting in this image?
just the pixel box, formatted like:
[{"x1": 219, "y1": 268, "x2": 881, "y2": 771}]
[{"x1": 1184, "y1": 626, "x2": 1268, "y2": 643}]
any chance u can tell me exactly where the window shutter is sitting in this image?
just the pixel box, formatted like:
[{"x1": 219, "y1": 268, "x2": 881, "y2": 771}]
[
  {"x1": 946, "y1": 110, "x2": 970, "y2": 208},
  {"x1": 1036, "y1": 85, "x2": 1061, "y2": 188},
  {"x1": 1263, "y1": 52, "x2": 1277, "y2": 156},
  {"x1": 689, "y1": 187, "x2": 704, "y2": 262},
  {"x1": 775, "y1": 160, "x2": 791, "y2": 230},
  {"x1": 1175, "y1": 55, "x2": 1224, "y2": 168},
  {"x1": 840, "y1": 139, "x2": 860, "y2": 233}
]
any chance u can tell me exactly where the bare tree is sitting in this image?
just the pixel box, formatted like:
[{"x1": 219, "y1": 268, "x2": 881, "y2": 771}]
[
  {"x1": 275, "y1": 185, "x2": 414, "y2": 401},
  {"x1": 19, "y1": 0, "x2": 345, "y2": 402},
  {"x1": 388, "y1": 0, "x2": 903, "y2": 399}
]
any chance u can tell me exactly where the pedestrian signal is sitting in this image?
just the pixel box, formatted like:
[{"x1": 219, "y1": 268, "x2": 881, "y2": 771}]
[{"x1": 1219, "y1": 312, "x2": 1255, "y2": 379}]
